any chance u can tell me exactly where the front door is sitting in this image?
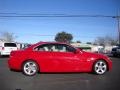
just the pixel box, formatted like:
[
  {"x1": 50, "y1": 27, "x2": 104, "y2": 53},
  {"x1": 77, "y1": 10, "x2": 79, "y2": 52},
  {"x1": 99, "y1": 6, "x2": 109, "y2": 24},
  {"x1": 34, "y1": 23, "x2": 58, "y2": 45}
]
[{"x1": 50, "y1": 44, "x2": 82, "y2": 72}]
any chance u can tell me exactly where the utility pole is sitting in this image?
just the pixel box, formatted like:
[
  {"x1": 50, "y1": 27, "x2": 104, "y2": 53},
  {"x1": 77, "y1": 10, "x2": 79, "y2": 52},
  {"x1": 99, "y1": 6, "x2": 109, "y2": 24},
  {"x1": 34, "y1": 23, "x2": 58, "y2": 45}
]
[
  {"x1": 113, "y1": 16, "x2": 120, "y2": 44},
  {"x1": 117, "y1": 16, "x2": 120, "y2": 44}
]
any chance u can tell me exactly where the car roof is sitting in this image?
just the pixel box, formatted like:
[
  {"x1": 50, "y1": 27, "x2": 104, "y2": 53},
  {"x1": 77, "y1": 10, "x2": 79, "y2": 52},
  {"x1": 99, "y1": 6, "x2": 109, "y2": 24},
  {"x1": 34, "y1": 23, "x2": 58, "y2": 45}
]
[
  {"x1": 25, "y1": 41, "x2": 72, "y2": 50},
  {"x1": 32, "y1": 41, "x2": 68, "y2": 46}
]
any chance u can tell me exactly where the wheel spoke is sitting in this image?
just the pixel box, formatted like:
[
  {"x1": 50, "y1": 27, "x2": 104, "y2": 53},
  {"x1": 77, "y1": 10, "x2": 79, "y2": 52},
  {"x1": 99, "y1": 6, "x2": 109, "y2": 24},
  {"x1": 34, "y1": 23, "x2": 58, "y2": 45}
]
[
  {"x1": 26, "y1": 63, "x2": 31, "y2": 67},
  {"x1": 102, "y1": 65, "x2": 106, "y2": 68},
  {"x1": 96, "y1": 68, "x2": 100, "y2": 72},
  {"x1": 100, "y1": 69, "x2": 104, "y2": 73},
  {"x1": 99, "y1": 62, "x2": 103, "y2": 66},
  {"x1": 95, "y1": 64, "x2": 99, "y2": 67},
  {"x1": 28, "y1": 69, "x2": 32, "y2": 75}
]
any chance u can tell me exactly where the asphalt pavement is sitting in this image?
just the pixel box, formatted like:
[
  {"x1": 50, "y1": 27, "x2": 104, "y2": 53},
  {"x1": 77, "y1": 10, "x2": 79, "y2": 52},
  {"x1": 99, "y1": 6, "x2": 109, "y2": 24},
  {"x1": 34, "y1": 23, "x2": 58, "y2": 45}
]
[{"x1": 0, "y1": 56, "x2": 120, "y2": 90}]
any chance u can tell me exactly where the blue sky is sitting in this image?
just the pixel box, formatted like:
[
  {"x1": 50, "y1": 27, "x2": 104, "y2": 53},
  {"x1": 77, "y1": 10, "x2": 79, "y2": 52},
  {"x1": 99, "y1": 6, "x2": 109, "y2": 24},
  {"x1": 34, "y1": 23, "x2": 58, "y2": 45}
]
[{"x1": 0, "y1": 0, "x2": 120, "y2": 43}]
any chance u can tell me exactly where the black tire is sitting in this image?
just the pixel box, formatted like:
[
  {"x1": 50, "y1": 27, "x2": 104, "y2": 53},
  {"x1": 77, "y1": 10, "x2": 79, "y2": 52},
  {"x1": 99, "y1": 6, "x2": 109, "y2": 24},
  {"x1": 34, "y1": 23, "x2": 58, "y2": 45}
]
[
  {"x1": 22, "y1": 60, "x2": 39, "y2": 76},
  {"x1": 93, "y1": 60, "x2": 107, "y2": 75},
  {"x1": 113, "y1": 53, "x2": 117, "y2": 57},
  {"x1": 0, "y1": 53, "x2": 2, "y2": 58}
]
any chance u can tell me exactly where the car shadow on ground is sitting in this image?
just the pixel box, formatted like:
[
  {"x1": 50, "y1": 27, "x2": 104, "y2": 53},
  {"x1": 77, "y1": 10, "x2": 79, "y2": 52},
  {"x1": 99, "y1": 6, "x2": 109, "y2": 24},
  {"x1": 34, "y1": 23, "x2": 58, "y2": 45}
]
[
  {"x1": 0, "y1": 55, "x2": 9, "y2": 58},
  {"x1": 10, "y1": 69, "x2": 93, "y2": 76}
]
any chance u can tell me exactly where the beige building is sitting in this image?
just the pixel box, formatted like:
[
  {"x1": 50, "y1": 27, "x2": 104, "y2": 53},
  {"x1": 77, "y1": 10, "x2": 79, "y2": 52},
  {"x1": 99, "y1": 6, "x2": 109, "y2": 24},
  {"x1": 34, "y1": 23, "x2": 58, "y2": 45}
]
[
  {"x1": 71, "y1": 43, "x2": 92, "y2": 52},
  {"x1": 71, "y1": 42, "x2": 113, "y2": 53}
]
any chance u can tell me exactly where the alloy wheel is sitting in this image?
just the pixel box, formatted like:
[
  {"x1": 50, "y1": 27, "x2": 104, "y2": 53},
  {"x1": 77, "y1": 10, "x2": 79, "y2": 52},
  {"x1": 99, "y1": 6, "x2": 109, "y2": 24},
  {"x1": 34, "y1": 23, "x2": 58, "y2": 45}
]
[
  {"x1": 23, "y1": 61, "x2": 38, "y2": 76},
  {"x1": 94, "y1": 60, "x2": 107, "y2": 75}
]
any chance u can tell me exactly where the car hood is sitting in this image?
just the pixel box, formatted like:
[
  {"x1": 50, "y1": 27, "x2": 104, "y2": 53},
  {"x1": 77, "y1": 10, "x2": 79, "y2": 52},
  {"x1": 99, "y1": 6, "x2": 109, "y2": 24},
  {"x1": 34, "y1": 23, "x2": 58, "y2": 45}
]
[{"x1": 81, "y1": 51, "x2": 109, "y2": 61}]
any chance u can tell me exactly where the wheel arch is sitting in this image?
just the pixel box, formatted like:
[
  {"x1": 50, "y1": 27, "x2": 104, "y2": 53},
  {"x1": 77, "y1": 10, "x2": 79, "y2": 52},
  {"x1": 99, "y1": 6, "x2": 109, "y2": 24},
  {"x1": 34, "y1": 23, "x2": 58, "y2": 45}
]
[
  {"x1": 92, "y1": 59, "x2": 109, "y2": 71},
  {"x1": 21, "y1": 59, "x2": 40, "y2": 72}
]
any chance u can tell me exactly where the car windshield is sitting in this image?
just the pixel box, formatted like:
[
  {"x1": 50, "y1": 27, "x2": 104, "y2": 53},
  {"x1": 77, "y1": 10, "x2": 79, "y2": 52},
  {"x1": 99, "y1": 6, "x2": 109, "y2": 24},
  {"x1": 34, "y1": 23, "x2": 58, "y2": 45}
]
[{"x1": 4, "y1": 43, "x2": 17, "y2": 47}]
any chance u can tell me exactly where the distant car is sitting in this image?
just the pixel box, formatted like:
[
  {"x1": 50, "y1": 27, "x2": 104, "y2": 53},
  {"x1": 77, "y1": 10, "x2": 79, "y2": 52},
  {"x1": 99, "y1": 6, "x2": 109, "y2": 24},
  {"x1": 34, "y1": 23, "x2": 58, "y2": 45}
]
[
  {"x1": 8, "y1": 42, "x2": 112, "y2": 76},
  {"x1": 0, "y1": 42, "x2": 17, "y2": 56},
  {"x1": 111, "y1": 46, "x2": 120, "y2": 57}
]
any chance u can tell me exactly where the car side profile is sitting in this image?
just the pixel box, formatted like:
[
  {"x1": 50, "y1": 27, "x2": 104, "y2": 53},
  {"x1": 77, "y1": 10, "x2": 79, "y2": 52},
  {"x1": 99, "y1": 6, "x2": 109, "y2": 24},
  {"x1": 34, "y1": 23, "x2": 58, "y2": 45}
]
[{"x1": 8, "y1": 42, "x2": 112, "y2": 76}]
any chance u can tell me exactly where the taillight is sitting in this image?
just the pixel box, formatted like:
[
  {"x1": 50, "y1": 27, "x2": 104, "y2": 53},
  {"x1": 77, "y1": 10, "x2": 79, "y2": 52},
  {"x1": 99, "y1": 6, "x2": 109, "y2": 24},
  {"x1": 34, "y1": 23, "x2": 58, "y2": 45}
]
[{"x1": 2, "y1": 47, "x2": 4, "y2": 50}]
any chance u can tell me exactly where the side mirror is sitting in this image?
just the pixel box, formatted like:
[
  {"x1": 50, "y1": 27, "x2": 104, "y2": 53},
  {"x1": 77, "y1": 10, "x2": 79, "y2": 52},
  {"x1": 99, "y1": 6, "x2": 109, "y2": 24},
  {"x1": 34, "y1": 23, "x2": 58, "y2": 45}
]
[
  {"x1": 76, "y1": 47, "x2": 82, "y2": 50},
  {"x1": 74, "y1": 49, "x2": 80, "y2": 54}
]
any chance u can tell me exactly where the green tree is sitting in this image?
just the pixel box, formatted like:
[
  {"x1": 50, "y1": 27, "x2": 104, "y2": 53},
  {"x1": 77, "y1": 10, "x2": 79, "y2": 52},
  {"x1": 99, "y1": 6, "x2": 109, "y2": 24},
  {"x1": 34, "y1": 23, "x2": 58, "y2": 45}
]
[
  {"x1": 55, "y1": 31, "x2": 73, "y2": 43},
  {"x1": 86, "y1": 42, "x2": 92, "y2": 44},
  {"x1": 76, "y1": 41, "x2": 81, "y2": 43}
]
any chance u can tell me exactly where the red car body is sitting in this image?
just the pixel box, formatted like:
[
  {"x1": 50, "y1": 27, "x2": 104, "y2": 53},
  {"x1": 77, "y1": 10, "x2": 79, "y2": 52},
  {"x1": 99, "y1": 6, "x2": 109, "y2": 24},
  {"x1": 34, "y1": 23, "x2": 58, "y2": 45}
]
[{"x1": 8, "y1": 42, "x2": 112, "y2": 74}]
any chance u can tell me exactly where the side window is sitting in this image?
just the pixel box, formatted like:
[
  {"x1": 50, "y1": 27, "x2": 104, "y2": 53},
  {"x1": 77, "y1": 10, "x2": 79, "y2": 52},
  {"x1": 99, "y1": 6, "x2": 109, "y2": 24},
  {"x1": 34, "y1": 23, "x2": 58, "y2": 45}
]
[
  {"x1": 55, "y1": 45, "x2": 67, "y2": 52},
  {"x1": 34, "y1": 44, "x2": 76, "y2": 53},
  {"x1": 66, "y1": 45, "x2": 76, "y2": 53},
  {"x1": 50, "y1": 45, "x2": 59, "y2": 52},
  {"x1": 34, "y1": 44, "x2": 52, "y2": 51},
  {"x1": 53, "y1": 44, "x2": 76, "y2": 53}
]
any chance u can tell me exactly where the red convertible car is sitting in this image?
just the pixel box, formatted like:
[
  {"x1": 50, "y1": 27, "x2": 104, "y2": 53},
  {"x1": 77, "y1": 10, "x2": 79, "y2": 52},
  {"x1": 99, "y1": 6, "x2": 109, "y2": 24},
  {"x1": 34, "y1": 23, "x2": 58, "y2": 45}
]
[{"x1": 8, "y1": 42, "x2": 112, "y2": 76}]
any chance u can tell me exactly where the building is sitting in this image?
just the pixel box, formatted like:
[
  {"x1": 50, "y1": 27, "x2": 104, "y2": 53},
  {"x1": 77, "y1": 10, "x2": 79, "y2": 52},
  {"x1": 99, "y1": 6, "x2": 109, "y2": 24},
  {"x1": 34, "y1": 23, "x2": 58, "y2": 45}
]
[{"x1": 71, "y1": 42, "x2": 92, "y2": 52}]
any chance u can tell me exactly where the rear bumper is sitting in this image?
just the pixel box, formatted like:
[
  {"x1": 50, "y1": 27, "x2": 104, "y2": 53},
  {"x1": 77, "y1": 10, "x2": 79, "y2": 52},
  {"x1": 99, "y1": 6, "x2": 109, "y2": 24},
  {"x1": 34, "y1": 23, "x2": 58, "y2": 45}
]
[
  {"x1": 8, "y1": 57, "x2": 22, "y2": 71},
  {"x1": 1, "y1": 51, "x2": 10, "y2": 55}
]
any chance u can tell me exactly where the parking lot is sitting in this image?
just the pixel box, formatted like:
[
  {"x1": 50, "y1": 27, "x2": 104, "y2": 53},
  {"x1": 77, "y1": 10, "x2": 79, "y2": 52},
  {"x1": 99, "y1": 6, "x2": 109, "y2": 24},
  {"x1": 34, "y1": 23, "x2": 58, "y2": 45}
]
[{"x1": 0, "y1": 56, "x2": 120, "y2": 90}]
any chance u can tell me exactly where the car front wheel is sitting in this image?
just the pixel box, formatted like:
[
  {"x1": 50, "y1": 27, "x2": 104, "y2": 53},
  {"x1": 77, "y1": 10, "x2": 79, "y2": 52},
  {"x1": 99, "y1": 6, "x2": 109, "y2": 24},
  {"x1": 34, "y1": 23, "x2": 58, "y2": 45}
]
[
  {"x1": 22, "y1": 61, "x2": 38, "y2": 76},
  {"x1": 93, "y1": 60, "x2": 107, "y2": 75}
]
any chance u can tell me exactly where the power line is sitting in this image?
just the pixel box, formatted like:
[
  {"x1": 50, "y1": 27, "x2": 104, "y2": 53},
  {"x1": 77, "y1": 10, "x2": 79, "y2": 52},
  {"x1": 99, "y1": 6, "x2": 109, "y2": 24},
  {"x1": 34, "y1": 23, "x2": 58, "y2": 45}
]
[
  {"x1": 0, "y1": 13, "x2": 17, "y2": 14},
  {"x1": 12, "y1": 33, "x2": 97, "y2": 38},
  {"x1": 0, "y1": 15, "x2": 114, "y2": 18},
  {"x1": 0, "y1": 13, "x2": 116, "y2": 18}
]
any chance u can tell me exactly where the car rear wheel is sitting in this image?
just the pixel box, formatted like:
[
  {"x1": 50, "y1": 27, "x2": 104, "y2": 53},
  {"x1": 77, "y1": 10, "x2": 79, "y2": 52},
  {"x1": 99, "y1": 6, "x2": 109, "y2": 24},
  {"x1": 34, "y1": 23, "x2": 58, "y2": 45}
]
[
  {"x1": 22, "y1": 61, "x2": 38, "y2": 76},
  {"x1": 93, "y1": 60, "x2": 107, "y2": 75}
]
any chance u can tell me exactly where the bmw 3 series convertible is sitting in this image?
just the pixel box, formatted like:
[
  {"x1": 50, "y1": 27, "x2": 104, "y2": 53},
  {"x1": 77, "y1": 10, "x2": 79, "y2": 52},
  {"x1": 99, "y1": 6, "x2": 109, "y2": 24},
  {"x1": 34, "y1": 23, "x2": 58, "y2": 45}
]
[{"x1": 8, "y1": 42, "x2": 112, "y2": 76}]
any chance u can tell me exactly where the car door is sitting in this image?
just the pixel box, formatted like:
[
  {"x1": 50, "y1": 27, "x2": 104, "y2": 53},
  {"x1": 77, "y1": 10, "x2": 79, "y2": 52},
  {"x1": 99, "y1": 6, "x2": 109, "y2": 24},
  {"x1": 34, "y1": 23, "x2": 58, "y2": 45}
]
[
  {"x1": 32, "y1": 44, "x2": 63, "y2": 72},
  {"x1": 51, "y1": 44, "x2": 83, "y2": 72}
]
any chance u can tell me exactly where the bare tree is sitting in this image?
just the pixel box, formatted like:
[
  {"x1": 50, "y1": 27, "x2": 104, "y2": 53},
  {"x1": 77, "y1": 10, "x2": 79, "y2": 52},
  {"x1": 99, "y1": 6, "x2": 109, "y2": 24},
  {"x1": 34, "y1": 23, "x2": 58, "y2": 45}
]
[
  {"x1": 94, "y1": 37, "x2": 105, "y2": 46},
  {"x1": 0, "y1": 31, "x2": 17, "y2": 42},
  {"x1": 94, "y1": 36, "x2": 118, "y2": 46}
]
